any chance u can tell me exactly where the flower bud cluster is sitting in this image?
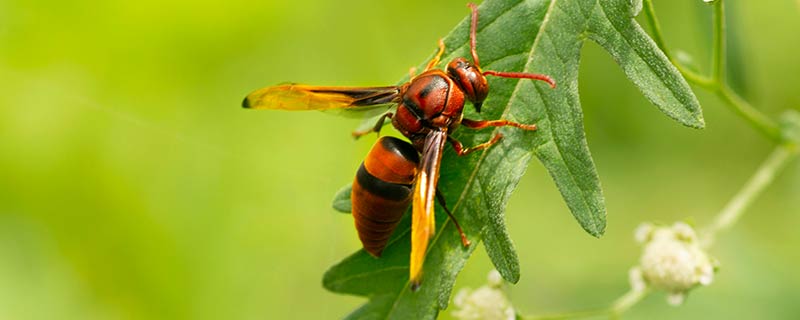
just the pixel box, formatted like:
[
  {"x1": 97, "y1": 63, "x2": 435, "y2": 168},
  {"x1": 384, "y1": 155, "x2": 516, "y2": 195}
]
[
  {"x1": 452, "y1": 270, "x2": 515, "y2": 320},
  {"x1": 632, "y1": 222, "x2": 717, "y2": 305}
]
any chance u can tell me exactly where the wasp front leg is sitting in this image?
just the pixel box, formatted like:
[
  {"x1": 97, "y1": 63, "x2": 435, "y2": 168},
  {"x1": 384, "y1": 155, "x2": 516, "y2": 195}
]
[
  {"x1": 424, "y1": 39, "x2": 446, "y2": 71},
  {"x1": 461, "y1": 118, "x2": 537, "y2": 131},
  {"x1": 352, "y1": 112, "x2": 393, "y2": 139}
]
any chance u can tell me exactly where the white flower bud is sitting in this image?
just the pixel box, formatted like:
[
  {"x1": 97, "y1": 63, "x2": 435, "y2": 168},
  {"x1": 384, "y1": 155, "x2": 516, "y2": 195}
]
[
  {"x1": 635, "y1": 222, "x2": 716, "y2": 305},
  {"x1": 671, "y1": 222, "x2": 697, "y2": 242},
  {"x1": 667, "y1": 292, "x2": 686, "y2": 306},
  {"x1": 487, "y1": 269, "x2": 504, "y2": 288},
  {"x1": 452, "y1": 270, "x2": 515, "y2": 320},
  {"x1": 634, "y1": 223, "x2": 654, "y2": 244}
]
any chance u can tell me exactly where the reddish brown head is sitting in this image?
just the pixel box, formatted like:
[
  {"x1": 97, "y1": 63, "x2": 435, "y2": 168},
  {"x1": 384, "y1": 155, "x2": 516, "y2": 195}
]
[{"x1": 447, "y1": 57, "x2": 489, "y2": 112}]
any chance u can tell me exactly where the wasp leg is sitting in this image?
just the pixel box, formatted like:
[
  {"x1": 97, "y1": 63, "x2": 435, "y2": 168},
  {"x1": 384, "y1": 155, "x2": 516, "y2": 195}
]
[
  {"x1": 352, "y1": 112, "x2": 393, "y2": 139},
  {"x1": 461, "y1": 118, "x2": 537, "y2": 131},
  {"x1": 436, "y1": 189, "x2": 470, "y2": 247},
  {"x1": 447, "y1": 134, "x2": 503, "y2": 156},
  {"x1": 425, "y1": 39, "x2": 446, "y2": 71}
]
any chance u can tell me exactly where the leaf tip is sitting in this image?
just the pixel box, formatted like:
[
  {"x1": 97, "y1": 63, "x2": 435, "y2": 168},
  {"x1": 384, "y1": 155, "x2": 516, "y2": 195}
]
[
  {"x1": 332, "y1": 184, "x2": 353, "y2": 213},
  {"x1": 321, "y1": 266, "x2": 339, "y2": 292},
  {"x1": 669, "y1": 108, "x2": 705, "y2": 129},
  {"x1": 686, "y1": 113, "x2": 706, "y2": 129},
  {"x1": 695, "y1": 116, "x2": 706, "y2": 129},
  {"x1": 498, "y1": 267, "x2": 520, "y2": 284},
  {"x1": 589, "y1": 229, "x2": 606, "y2": 238},
  {"x1": 581, "y1": 215, "x2": 607, "y2": 238},
  {"x1": 586, "y1": 223, "x2": 606, "y2": 238}
]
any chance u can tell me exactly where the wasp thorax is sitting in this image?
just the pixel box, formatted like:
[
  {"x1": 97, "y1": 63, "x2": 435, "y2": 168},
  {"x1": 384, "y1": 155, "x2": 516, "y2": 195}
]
[{"x1": 447, "y1": 57, "x2": 489, "y2": 112}]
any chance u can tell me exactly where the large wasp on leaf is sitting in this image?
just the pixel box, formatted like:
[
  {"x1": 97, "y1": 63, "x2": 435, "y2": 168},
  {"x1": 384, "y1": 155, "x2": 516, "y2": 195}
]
[{"x1": 242, "y1": 3, "x2": 555, "y2": 290}]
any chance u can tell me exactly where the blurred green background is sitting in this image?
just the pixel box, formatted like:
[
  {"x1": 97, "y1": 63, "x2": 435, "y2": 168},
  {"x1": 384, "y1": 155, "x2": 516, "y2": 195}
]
[{"x1": 1, "y1": 0, "x2": 798, "y2": 319}]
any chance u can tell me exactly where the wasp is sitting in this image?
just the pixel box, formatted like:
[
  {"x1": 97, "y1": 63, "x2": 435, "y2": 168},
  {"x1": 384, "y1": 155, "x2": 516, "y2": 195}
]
[{"x1": 242, "y1": 3, "x2": 555, "y2": 290}]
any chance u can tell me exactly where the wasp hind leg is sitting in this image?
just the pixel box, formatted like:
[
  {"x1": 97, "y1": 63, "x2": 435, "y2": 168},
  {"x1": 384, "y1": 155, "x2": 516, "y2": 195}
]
[
  {"x1": 447, "y1": 134, "x2": 504, "y2": 156},
  {"x1": 436, "y1": 189, "x2": 470, "y2": 247},
  {"x1": 351, "y1": 112, "x2": 393, "y2": 139}
]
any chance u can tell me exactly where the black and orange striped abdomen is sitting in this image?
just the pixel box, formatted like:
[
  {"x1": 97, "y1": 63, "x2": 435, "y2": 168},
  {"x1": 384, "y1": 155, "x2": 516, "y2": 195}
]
[{"x1": 351, "y1": 136, "x2": 420, "y2": 257}]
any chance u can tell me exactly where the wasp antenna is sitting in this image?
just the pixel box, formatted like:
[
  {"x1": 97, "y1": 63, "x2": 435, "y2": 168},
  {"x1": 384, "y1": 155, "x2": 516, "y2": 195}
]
[
  {"x1": 467, "y1": 3, "x2": 481, "y2": 68},
  {"x1": 483, "y1": 70, "x2": 557, "y2": 89}
]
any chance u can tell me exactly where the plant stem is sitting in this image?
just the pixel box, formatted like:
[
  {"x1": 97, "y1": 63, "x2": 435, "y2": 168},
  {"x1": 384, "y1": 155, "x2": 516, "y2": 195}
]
[
  {"x1": 642, "y1": 0, "x2": 667, "y2": 54},
  {"x1": 644, "y1": 0, "x2": 782, "y2": 141},
  {"x1": 702, "y1": 144, "x2": 799, "y2": 248},
  {"x1": 710, "y1": 0, "x2": 725, "y2": 83},
  {"x1": 708, "y1": 1, "x2": 782, "y2": 141},
  {"x1": 716, "y1": 86, "x2": 783, "y2": 141},
  {"x1": 609, "y1": 288, "x2": 649, "y2": 318},
  {"x1": 642, "y1": 0, "x2": 715, "y2": 88}
]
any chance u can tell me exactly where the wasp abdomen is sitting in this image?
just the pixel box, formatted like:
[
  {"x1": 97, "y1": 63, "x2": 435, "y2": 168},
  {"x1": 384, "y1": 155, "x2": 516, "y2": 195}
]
[{"x1": 352, "y1": 137, "x2": 419, "y2": 257}]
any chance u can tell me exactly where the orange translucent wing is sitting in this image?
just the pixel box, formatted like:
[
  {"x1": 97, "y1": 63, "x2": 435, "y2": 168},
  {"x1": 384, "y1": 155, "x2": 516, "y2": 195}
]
[
  {"x1": 242, "y1": 84, "x2": 399, "y2": 111},
  {"x1": 409, "y1": 129, "x2": 447, "y2": 290}
]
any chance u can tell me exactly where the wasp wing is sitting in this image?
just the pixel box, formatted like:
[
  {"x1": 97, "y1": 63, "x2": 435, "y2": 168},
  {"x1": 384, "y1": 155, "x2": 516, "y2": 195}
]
[
  {"x1": 409, "y1": 129, "x2": 447, "y2": 290},
  {"x1": 242, "y1": 84, "x2": 399, "y2": 113}
]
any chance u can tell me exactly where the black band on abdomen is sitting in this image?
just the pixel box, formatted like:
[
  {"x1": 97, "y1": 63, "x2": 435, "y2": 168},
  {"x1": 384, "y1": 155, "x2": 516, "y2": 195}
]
[
  {"x1": 356, "y1": 163, "x2": 412, "y2": 201},
  {"x1": 379, "y1": 136, "x2": 419, "y2": 165}
]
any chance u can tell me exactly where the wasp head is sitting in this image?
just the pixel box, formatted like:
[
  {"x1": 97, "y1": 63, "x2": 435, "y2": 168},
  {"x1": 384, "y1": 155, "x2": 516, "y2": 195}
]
[{"x1": 447, "y1": 57, "x2": 488, "y2": 113}]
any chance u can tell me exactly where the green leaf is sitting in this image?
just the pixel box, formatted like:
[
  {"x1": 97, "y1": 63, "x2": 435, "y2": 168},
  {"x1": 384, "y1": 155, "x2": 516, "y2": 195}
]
[
  {"x1": 326, "y1": 0, "x2": 703, "y2": 318},
  {"x1": 332, "y1": 184, "x2": 352, "y2": 213}
]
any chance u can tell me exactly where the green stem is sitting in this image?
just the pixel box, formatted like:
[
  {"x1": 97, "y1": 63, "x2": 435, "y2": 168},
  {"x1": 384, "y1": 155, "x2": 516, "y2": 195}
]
[
  {"x1": 643, "y1": 0, "x2": 668, "y2": 54},
  {"x1": 716, "y1": 86, "x2": 783, "y2": 141},
  {"x1": 711, "y1": 0, "x2": 725, "y2": 83},
  {"x1": 702, "y1": 144, "x2": 799, "y2": 248},
  {"x1": 644, "y1": 0, "x2": 782, "y2": 141},
  {"x1": 709, "y1": 0, "x2": 781, "y2": 141},
  {"x1": 643, "y1": 0, "x2": 715, "y2": 87},
  {"x1": 609, "y1": 288, "x2": 649, "y2": 318},
  {"x1": 679, "y1": 66, "x2": 716, "y2": 89}
]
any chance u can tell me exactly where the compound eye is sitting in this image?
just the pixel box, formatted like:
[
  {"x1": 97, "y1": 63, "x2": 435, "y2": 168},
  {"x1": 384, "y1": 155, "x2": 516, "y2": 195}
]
[
  {"x1": 447, "y1": 57, "x2": 488, "y2": 111},
  {"x1": 446, "y1": 58, "x2": 470, "y2": 80}
]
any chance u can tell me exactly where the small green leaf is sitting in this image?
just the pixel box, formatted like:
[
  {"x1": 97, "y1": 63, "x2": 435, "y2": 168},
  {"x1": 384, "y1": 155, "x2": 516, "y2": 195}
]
[
  {"x1": 326, "y1": 0, "x2": 703, "y2": 318},
  {"x1": 332, "y1": 184, "x2": 352, "y2": 213}
]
